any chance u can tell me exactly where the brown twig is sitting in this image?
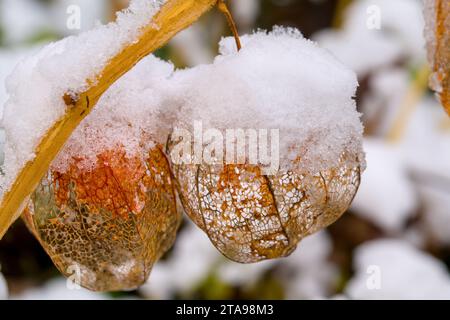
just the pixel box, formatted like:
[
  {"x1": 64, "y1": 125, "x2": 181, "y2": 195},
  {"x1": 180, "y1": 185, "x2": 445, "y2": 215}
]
[{"x1": 217, "y1": 0, "x2": 242, "y2": 51}]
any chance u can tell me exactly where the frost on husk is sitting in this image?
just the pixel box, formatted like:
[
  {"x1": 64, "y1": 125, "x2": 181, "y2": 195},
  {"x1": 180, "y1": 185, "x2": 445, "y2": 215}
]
[{"x1": 167, "y1": 29, "x2": 365, "y2": 263}]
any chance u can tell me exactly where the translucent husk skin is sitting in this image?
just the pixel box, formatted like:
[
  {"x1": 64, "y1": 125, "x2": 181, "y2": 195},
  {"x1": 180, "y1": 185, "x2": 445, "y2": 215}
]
[
  {"x1": 23, "y1": 146, "x2": 181, "y2": 292},
  {"x1": 168, "y1": 136, "x2": 361, "y2": 263},
  {"x1": 425, "y1": 0, "x2": 450, "y2": 115}
]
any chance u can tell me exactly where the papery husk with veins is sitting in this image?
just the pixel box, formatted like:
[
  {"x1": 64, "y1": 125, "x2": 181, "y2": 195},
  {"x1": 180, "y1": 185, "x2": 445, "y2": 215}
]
[
  {"x1": 424, "y1": 0, "x2": 450, "y2": 115},
  {"x1": 167, "y1": 134, "x2": 361, "y2": 264},
  {"x1": 23, "y1": 145, "x2": 181, "y2": 292}
]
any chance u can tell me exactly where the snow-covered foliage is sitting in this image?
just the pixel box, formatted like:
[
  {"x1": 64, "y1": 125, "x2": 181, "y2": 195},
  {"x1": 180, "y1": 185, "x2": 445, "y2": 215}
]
[
  {"x1": 314, "y1": 0, "x2": 425, "y2": 75},
  {"x1": 351, "y1": 139, "x2": 418, "y2": 232},
  {"x1": 346, "y1": 239, "x2": 450, "y2": 299}
]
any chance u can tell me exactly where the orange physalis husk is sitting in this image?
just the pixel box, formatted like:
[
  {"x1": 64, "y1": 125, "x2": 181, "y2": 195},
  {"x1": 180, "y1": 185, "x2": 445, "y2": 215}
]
[
  {"x1": 168, "y1": 140, "x2": 361, "y2": 263},
  {"x1": 23, "y1": 145, "x2": 181, "y2": 291},
  {"x1": 425, "y1": 0, "x2": 450, "y2": 115}
]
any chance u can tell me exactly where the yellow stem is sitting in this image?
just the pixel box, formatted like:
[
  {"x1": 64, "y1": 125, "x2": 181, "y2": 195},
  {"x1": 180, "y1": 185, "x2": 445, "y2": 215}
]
[
  {"x1": 217, "y1": 0, "x2": 242, "y2": 51},
  {"x1": 387, "y1": 64, "x2": 431, "y2": 143},
  {"x1": 0, "y1": 0, "x2": 218, "y2": 239},
  {"x1": 332, "y1": 0, "x2": 353, "y2": 29}
]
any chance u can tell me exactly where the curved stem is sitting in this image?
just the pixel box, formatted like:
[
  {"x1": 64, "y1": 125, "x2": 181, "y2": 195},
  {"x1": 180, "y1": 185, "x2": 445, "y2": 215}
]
[{"x1": 217, "y1": 0, "x2": 242, "y2": 51}]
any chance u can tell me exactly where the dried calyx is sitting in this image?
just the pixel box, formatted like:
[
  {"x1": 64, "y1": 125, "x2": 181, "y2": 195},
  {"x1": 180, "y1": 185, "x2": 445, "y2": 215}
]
[{"x1": 166, "y1": 28, "x2": 364, "y2": 263}]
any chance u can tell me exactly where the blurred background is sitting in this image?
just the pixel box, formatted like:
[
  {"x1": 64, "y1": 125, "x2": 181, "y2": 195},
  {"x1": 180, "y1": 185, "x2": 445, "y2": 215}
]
[{"x1": 0, "y1": 0, "x2": 449, "y2": 300}]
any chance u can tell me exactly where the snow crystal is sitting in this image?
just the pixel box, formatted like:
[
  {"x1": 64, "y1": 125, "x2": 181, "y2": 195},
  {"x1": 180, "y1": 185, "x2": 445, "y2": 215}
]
[
  {"x1": 351, "y1": 139, "x2": 418, "y2": 233},
  {"x1": 0, "y1": 0, "x2": 165, "y2": 194},
  {"x1": 346, "y1": 239, "x2": 450, "y2": 299},
  {"x1": 51, "y1": 55, "x2": 176, "y2": 173},
  {"x1": 170, "y1": 27, "x2": 365, "y2": 174},
  {"x1": 0, "y1": 49, "x2": 33, "y2": 116}
]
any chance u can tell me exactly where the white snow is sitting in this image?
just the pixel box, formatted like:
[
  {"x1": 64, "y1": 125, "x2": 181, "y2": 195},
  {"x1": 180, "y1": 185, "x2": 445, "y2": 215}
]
[
  {"x1": 0, "y1": 0, "x2": 165, "y2": 196},
  {"x1": 314, "y1": 29, "x2": 402, "y2": 76},
  {"x1": 171, "y1": 27, "x2": 365, "y2": 174},
  {"x1": 315, "y1": 0, "x2": 425, "y2": 75},
  {"x1": 217, "y1": 259, "x2": 275, "y2": 287},
  {"x1": 51, "y1": 55, "x2": 176, "y2": 173},
  {"x1": 345, "y1": 239, "x2": 450, "y2": 299},
  {"x1": 401, "y1": 98, "x2": 450, "y2": 181},
  {"x1": 0, "y1": 0, "x2": 110, "y2": 44},
  {"x1": 139, "y1": 221, "x2": 222, "y2": 299},
  {"x1": 12, "y1": 278, "x2": 107, "y2": 300},
  {"x1": 0, "y1": 49, "x2": 34, "y2": 117},
  {"x1": 282, "y1": 231, "x2": 337, "y2": 299},
  {"x1": 351, "y1": 139, "x2": 418, "y2": 233},
  {"x1": 231, "y1": 0, "x2": 260, "y2": 30},
  {"x1": 362, "y1": 68, "x2": 410, "y2": 136},
  {"x1": 50, "y1": 0, "x2": 109, "y2": 36},
  {"x1": 344, "y1": 0, "x2": 425, "y2": 62},
  {"x1": 0, "y1": 271, "x2": 7, "y2": 300},
  {"x1": 400, "y1": 98, "x2": 450, "y2": 245},
  {"x1": 0, "y1": 0, "x2": 50, "y2": 45},
  {"x1": 170, "y1": 24, "x2": 214, "y2": 67},
  {"x1": 419, "y1": 185, "x2": 450, "y2": 245}
]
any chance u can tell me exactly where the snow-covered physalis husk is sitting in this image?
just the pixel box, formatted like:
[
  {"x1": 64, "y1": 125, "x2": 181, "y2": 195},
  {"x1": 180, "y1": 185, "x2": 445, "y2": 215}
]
[
  {"x1": 424, "y1": 0, "x2": 450, "y2": 115},
  {"x1": 23, "y1": 145, "x2": 181, "y2": 291},
  {"x1": 164, "y1": 28, "x2": 364, "y2": 263},
  {"x1": 167, "y1": 143, "x2": 361, "y2": 263}
]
